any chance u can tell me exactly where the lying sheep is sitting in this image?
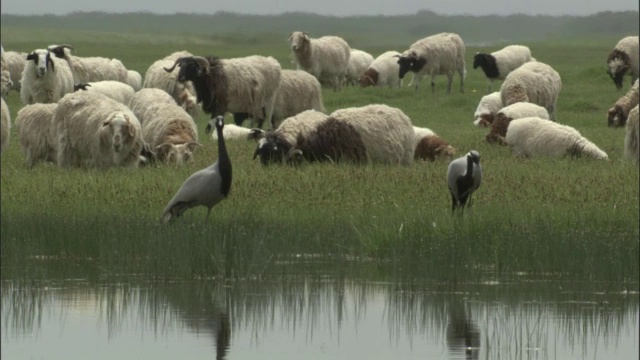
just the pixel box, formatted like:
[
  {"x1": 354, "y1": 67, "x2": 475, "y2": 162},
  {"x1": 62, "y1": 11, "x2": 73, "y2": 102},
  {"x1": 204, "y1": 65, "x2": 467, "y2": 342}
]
[
  {"x1": 606, "y1": 36, "x2": 639, "y2": 89},
  {"x1": 211, "y1": 123, "x2": 253, "y2": 141},
  {"x1": 607, "y1": 79, "x2": 639, "y2": 127},
  {"x1": 624, "y1": 105, "x2": 639, "y2": 164},
  {"x1": 14, "y1": 103, "x2": 58, "y2": 167},
  {"x1": 54, "y1": 91, "x2": 143, "y2": 169},
  {"x1": 2, "y1": 50, "x2": 27, "y2": 92},
  {"x1": 358, "y1": 50, "x2": 403, "y2": 89},
  {"x1": 1, "y1": 97, "x2": 10, "y2": 153},
  {"x1": 143, "y1": 51, "x2": 201, "y2": 117},
  {"x1": 396, "y1": 32, "x2": 466, "y2": 94},
  {"x1": 412, "y1": 126, "x2": 456, "y2": 161},
  {"x1": 346, "y1": 49, "x2": 374, "y2": 86},
  {"x1": 125, "y1": 70, "x2": 142, "y2": 91},
  {"x1": 473, "y1": 45, "x2": 534, "y2": 93},
  {"x1": 473, "y1": 92, "x2": 502, "y2": 127},
  {"x1": 164, "y1": 55, "x2": 281, "y2": 129},
  {"x1": 128, "y1": 88, "x2": 178, "y2": 126},
  {"x1": 73, "y1": 80, "x2": 135, "y2": 105},
  {"x1": 20, "y1": 48, "x2": 74, "y2": 105},
  {"x1": 47, "y1": 44, "x2": 128, "y2": 84},
  {"x1": 505, "y1": 117, "x2": 608, "y2": 160},
  {"x1": 485, "y1": 102, "x2": 550, "y2": 144},
  {"x1": 288, "y1": 31, "x2": 351, "y2": 91},
  {"x1": 500, "y1": 61, "x2": 562, "y2": 121}
]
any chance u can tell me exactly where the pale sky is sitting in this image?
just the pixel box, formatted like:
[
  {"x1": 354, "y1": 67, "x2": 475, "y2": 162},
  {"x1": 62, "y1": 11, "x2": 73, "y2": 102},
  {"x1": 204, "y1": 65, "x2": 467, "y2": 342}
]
[{"x1": 0, "y1": 0, "x2": 638, "y2": 16}]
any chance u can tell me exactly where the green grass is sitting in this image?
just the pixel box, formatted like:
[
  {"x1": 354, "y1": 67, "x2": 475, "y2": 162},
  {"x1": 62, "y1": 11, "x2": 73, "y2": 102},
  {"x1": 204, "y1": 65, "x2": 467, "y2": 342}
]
[{"x1": 0, "y1": 22, "x2": 638, "y2": 285}]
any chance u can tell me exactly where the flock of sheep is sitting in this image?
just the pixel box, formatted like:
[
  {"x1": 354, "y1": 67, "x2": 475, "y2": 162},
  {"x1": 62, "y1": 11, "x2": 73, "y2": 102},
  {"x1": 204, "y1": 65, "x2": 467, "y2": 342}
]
[{"x1": 0, "y1": 32, "x2": 639, "y2": 217}]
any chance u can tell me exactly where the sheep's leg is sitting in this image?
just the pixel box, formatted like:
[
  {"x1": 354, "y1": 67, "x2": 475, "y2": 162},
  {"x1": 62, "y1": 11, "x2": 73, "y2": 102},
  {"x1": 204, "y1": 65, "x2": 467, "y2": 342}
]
[
  {"x1": 459, "y1": 68, "x2": 466, "y2": 93},
  {"x1": 431, "y1": 73, "x2": 438, "y2": 94},
  {"x1": 446, "y1": 73, "x2": 453, "y2": 94},
  {"x1": 263, "y1": 93, "x2": 277, "y2": 129}
]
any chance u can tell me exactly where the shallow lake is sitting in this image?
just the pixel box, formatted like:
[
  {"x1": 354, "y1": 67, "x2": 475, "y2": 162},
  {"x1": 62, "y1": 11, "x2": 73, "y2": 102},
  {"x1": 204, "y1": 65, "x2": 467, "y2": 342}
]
[{"x1": 2, "y1": 261, "x2": 638, "y2": 360}]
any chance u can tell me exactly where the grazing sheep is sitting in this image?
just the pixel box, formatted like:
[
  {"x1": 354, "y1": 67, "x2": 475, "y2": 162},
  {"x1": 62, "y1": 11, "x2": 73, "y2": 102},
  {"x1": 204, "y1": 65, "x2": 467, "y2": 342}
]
[
  {"x1": 606, "y1": 36, "x2": 639, "y2": 89},
  {"x1": 73, "y1": 80, "x2": 135, "y2": 105},
  {"x1": 128, "y1": 88, "x2": 177, "y2": 126},
  {"x1": 288, "y1": 31, "x2": 351, "y2": 91},
  {"x1": 47, "y1": 44, "x2": 128, "y2": 84},
  {"x1": 413, "y1": 126, "x2": 456, "y2": 161},
  {"x1": 14, "y1": 103, "x2": 58, "y2": 167},
  {"x1": 396, "y1": 32, "x2": 466, "y2": 94},
  {"x1": 473, "y1": 45, "x2": 534, "y2": 92},
  {"x1": 139, "y1": 102, "x2": 200, "y2": 165},
  {"x1": 447, "y1": 150, "x2": 482, "y2": 212},
  {"x1": 473, "y1": 92, "x2": 502, "y2": 127},
  {"x1": 624, "y1": 105, "x2": 639, "y2": 164},
  {"x1": 211, "y1": 123, "x2": 254, "y2": 141},
  {"x1": 485, "y1": 102, "x2": 550, "y2": 144},
  {"x1": 54, "y1": 91, "x2": 143, "y2": 169},
  {"x1": 1, "y1": 46, "x2": 12, "y2": 96},
  {"x1": 505, "y1": 117, "x2": 608, "y2": 160},
  {"x1": 164, "y1": 55, "x2": 282, "y2": 129},
  {"x1": 607, "y1": 79, "x2": 639, "y2": 127},
  {"x1": 125, "y1": 70, "x2": 142, "y2": 91},
  {"x1": 1, "y1": 97, "x2": 10, "y2": 153},
  {"x1": 2, "y1": 50, "x2": 27, "y2": 92},
  {"x1": 20, "y1": 48, "x2": 74, "y2": 105},
  {"x1": 500, "y1": 61, "x2": 562, "y2": 121},
  {"x1": 358, "y1": 50, "x2": 403, "y2": 88},
  {"x1": 346, "y1": 49, "x2": 374, "y2": 86}
]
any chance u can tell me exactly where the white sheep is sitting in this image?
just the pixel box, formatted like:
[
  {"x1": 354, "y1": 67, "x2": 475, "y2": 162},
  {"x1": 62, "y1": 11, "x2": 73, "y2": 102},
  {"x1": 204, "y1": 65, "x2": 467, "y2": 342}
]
[
  {"x1": 128, "y1": 88, "x2": 177, "y2": 126},
  {"x1": 396, "y1": 32, "x2": 466, "y2": 94},
  {"x1": 1, "y1": 56, "x2": 11, "y2": 96},
  {"x1": 1, "y1": 97, "x2": 10, "y2": 153},
  {"x1": 624, "y1": 105, "x2": 639, "y2": 164},
  {"x1": 138, "y1": 102, "x2": 200, "y2": 165},
  {"x1": 125, "y1": 70, "x2": 142, "y2": 91},
  {"x1": 54, "y1": 91, "x2": 143, "y2": 169},
  {"x1": 74, "y1": 80, "x2": 136, "y2": 105},
  {"x1": 485, "y1": 102, "x2": 550, "y2": 144},
  {"x1": 500, "y1": 61, "x2": 562, "y2": 121},
  {"x1": 473, "y1": 92, "x2": 502, "y2": 127},
  {"x1": 20, "y1": 48, "x2": 74, "y2": 105},
  {"x1": 607, "y1": 36, "x2": 639, "y2": 89},
  {"x1": 2, "y1": 50, "x2": 27, "y2": 92},
  {"x1": 143, "y1": 51, "x2": 201, "y2": 117},
  {"x1": 473, "y1": 45, "x2": 535, "y2": 93},
  {"x1": 14, "y1": 103, "x2": 58, "y2": 167},
  {"x1": 358, "y1": 50, "x2": 403, "y2": 89},
  {"x1": 412, "y1": 126, "x2": 456, "y2": 161},
  {"x1": 211, "y1": 123, "x2": 253, "y2": 141},
  {"x1": 288, "y1": 32, "x2": 351, "y2": 91},
  {"x1": 505, "y1": 117, "x2": 608, "y2": 160},
  {"x1": 607, "y1": 79, "x2": 639, "y2": 127},
  {"x1": 47, "y1": 45, "x2": 128, "y2": 84},
  {"x1": 346, "y1": 49, "x2": 374, "y2": 86}
]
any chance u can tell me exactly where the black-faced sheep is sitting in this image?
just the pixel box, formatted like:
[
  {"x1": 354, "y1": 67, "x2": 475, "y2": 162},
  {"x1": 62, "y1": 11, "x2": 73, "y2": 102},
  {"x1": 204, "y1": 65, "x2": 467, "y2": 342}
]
[
  {"x1": 54, "y1": 91, "x2": 143, "y2": 169},
  {"x1": 359, "y1": 50, "x2": 403, "y2": 88},
  {"x1": 607, "y1": 79, "x2": 639, "y2": 127},
  {"x1": 47, "y1": 44, "x2": 128, "y2": 84},
  {"x1": 288, "y1": 31, "x2": 351, "y2": 91},
  {"x1": 396, "y1": 32, "x2": 466, "y2": 94},
  {"x1": 473, "y1": 45, "x2": 534, "y2": 93},
  {"x1": 473, "y1": 92, "x2": 502, "y2": 127},
  {"x1": 211, "y1": 123, "x2": 254, "y2": 141},
  {"x1": 14, "y1": 103, "x2": 58, "y2": 167},
  {"x1": 1, "y1": 97, "x2": 10, "y2": 153},
  {"x1": 624, "y1": 105, "x2": 639, "y2": 164},
  {"x1": 500, "y1": 61, "x2": 562, "y2": 121},
  {"x1": 346, "y1": 49, "x2": 374, "y2": 86},
  {"x1": 73, "y1": 80, "x2": 135, "y2": 105},
  {"x1": 412, "y1": 126, "x2": 456, "y2": 161},
  {"x1": 164, "y1": 55, "x2": 282, "y2": 129},
  {"x1": 505, "y1": 117, "x2": 608, "y2": 160},
  {"x1": 606, "y1": 36, "x2": 639, "y2": 89},
  {"x1": 20, "y1": 49, "x2": 74, "y2": 105},
  {"x1": 485, "y1": 102, "x2": 550, "y2": 144}
]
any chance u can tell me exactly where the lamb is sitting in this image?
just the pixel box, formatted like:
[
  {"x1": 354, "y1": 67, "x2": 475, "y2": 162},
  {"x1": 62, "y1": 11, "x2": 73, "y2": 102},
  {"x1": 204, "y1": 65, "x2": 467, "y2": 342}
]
[
  {"x1": 358, "y1": 50, "x2": 403, "y2": 89},
  {"x1": 211, "y1": 123, "x2": 253, "y2": 141},
  {"x1": 54, "y1": 91, "x2": 143, "y2": 169},
  {"x1": 412, "y1": 126, "x2": 456, "y2": 161},
  {"x1": 14, "y1": 103, "x2": 58, "y2": 167},
  {"x1": 500, "y1": 61, "x2": 562, "y2": 121},
  {"x1": 606, "y1": 36, "x2": 639, "y2": 89},
  {"x1": 288, "y1": 31, "x2": 351, "y2": 91},
  {"x1": 252, "y1": 105, "x2": 415, "y2": 165},
  {"x1": 47, "y1": 44, "x2": 128, "y2": 84},
  {"x1": 473, "y1": 45, "x2": 534, "y2": 93},
  {"x1": 1, "y1": 97, "x2": 10, "y2": 153},
  {"x1": 505, "y1": 117, "x2": 608, "y2": 160},
  {"x1": 396, "y1": 32, "x2": 466, "y2": 94},
  {"x1": 624, "y1": 105, "x2": 639, "y2": 164},
  {"x1": 164, "y1": 55, "x2": 282, "y2": 129},
  {"x1": 473, "y1": 92, "x2": 502, "y2": 127},
  {"x1": 20, "y1": 48, "x2": 74, "y2": 105},
  {"x1": 485, "y1": 102, "x2": 550, "y2": 144},
  {"x1": 128, "y1": 88, "x2": 178, "y2": 126},
  {"x1": 125, "y1": 70, "x2": 142, "y2": 91},
  {"x1": 607, "y1": 79, "x2": 639, "y2": 127},
  {"x1": 2, "y1": 50, "x2": 27, "y2": 92},
  {"x1": 139, "y1": 102, "x2": 200, "y2": 165},
  {"x1": 346, "y1": 49, "x2": 374, "y2": 86},
  {"x1": 73, "y1": 80, "x2": 135, "y2": 105}
]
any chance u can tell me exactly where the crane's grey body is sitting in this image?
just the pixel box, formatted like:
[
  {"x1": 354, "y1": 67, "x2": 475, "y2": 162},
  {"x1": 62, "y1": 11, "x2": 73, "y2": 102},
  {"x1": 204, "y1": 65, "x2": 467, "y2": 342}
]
[
  {"x1": 161, "y1": 116, "x2": 232, "y2": 223},
  {"x1": 447, "y1": 150, "x2": 482, "y2": 211}
]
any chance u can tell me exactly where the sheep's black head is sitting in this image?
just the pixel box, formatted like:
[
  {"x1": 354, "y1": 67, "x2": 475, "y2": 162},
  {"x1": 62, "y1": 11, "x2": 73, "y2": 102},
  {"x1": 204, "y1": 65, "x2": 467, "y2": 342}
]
[
  {"x1": 47, "y1": 44, "x2": 74, "y2": 59},
  {"x1": 164, "y1": 56, "x2": 210, "y2": 82},
  {"x1": 73, "y1": 83, "x2": 91, "y2": 91},
  {"x1": 26, "y1": 49, "x2": 55, "y2": 77},
  {"x1": 252, "y1": 135, "x2": 291, "y2": 166},
  {"x1": 607, "y1": 49, "x2": 631, "y2": 90},
  {"x1": 473, "y1": 53, "x2": 493, "y2": 69},
  {"x1": 396, "y1": 52, "x2": 426, "y2": 79}
]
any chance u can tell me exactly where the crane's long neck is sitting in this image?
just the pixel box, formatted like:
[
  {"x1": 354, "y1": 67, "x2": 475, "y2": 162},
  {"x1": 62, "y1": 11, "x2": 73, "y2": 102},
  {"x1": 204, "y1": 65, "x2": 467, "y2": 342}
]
[
  {"x1": 465, "y1": 155, "x2": 474, "y2": 180},
  {"x1": 216, "y1": 124, "x2": 232, "y2": 197}
]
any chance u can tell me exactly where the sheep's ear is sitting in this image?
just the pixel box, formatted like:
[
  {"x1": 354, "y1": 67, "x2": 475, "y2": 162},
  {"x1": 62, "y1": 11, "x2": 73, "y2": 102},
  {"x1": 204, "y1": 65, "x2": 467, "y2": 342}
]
[
  {"x1": 248, "y1": 128, "x2": 265, "y2": 141},
  {"x1": 102, "y1": 119, "x2": 111, "y2": 127},
  {"x1": 26, "y1": 53, "x2": 36, "y2": 61},
  {"x1": 46, "y1": 53, "x2": 55, "y2": 71},
  {"x1": 156, "y1": 143, "x2": 173, "y2": 156},
  {"x1": 302, "y1": 32, "x2": 309, "y2": 40},
  {"x1": 185, "y1": 141, "x2": 201, "y2": 152}
]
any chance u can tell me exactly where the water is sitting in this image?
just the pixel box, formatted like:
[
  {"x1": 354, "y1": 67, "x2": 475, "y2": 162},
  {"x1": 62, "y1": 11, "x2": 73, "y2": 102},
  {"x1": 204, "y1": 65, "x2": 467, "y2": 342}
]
[{"x1": 2, "y1": 264, "x2": 638, "y2": 360}]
